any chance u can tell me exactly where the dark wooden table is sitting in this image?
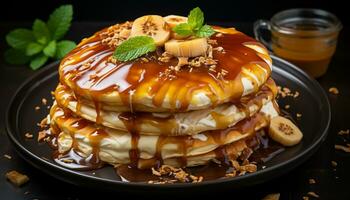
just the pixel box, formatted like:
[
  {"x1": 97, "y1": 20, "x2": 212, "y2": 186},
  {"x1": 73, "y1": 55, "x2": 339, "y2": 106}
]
[{"x1": 0, "y1": 22, "x2": 349, "y2": 199}]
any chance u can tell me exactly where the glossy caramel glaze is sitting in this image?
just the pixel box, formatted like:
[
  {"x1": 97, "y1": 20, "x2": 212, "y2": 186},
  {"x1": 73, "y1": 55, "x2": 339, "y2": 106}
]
[
  {"x1": 117, "y1": 130, "x2": 284, "y2": 183},
  {"x1": 59, "y1": 25, "x2": 271, "y2": 112},
  {"x1": 54, "y1": 78, "x2": 277, "y2": 136},
  {"x1": 49, "y1": 102, "x2": 275, "y2": 169}
]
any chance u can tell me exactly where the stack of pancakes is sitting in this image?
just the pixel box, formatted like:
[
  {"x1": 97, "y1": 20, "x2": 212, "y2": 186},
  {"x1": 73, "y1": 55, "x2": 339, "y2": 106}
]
[{"x1": 49, "y1": 23, "x2": 279, "y2": 169}]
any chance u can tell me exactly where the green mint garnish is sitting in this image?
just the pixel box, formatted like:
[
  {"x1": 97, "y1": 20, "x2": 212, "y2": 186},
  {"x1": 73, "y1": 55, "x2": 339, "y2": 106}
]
[
  {"x1": 113, "y1": 36, "x2": 156, "y2": 62},
  {"x1": 173, "y1": 7, "x2": 215, "y2": 38},
  {"x1": 4, "y1": 4, "x2": 76, "y2": 70},
  {"x1": 196, "y1": 25, "x2": 216, "y2": 38},
  {"x1": 30, "y1": 53, "x2": 49, "y2": 70},
  {"x1": 55, "y1": 40, "x2": 77, "y2": 59},
  {"x1": 33, "y1": 19, "x2": 51, "y2": 45},
  {"x1": 188, "y1": 7, "x2": 204, "y2": 31},
  {"x1": 47, "y1": 5, "x2": 73, "y2": 40},
  {"x1": 6, "y1": 29, "x2": 35, "y2": 50},
  {"x1": 172, "y1": 23, "x2": 193, "y2": 37}
]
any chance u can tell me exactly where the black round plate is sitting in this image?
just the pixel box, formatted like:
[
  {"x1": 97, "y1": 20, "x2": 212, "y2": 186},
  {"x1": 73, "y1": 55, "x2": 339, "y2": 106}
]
[{"x1": 5, "y1": 56, "x2": 330, "y2": 192}]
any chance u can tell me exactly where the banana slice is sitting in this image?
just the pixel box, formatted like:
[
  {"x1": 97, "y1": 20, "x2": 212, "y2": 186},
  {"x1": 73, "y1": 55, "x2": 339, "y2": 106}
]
[
  {"x1": 164, "y1": 15, "x2": 188, "y2": 28},
  {"x1": 164, "y1": 15, "x2": 189, "y2": 39},
  {"x1": 130, "y1": 15, "x2": 170, "y2": 46},
  {"x1": 165, "y1": 38, "x2": 208, "y2": 57},
  {"x1": 268, "y1": 116, "x2": 303, "y2": 146}
]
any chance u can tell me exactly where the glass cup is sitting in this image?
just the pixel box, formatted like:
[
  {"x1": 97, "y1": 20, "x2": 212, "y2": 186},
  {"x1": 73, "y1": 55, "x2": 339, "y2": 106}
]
[{"x1": 254, "y1": 9, "x2": 342, "y2": 78}]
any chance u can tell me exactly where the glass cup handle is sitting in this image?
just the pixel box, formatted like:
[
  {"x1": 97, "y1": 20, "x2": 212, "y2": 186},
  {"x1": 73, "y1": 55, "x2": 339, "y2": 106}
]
[{"x1": 253, "y1": 19, "x2": 272, "y2": 51}]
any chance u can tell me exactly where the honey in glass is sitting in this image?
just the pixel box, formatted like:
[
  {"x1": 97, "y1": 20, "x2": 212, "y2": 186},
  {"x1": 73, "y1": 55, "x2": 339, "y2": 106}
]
[{"x1": 254, "y1": 9, "x2": 342, "y2": 78}]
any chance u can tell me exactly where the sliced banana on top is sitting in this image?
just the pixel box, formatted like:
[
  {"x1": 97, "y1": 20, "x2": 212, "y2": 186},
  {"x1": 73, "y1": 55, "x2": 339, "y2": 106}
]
[
  {"x1": 268, "y1": 116, "x2": 303, "y2": 146},
  {"x1": 130, "y1": 15, "x2": 170, "y2": 46},
  {"x1": 165, "y1": 38, "x2": 208, "y2": 58},
  {"x1": 164, "y1": 15, "x2": 189, "y2": 39},
  {"x1": 163, "y1": 15, "x2": 188, "y2": 28}
]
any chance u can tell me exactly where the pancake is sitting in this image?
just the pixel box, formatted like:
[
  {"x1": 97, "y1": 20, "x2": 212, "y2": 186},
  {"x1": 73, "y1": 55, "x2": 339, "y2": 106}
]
[
  {"x1": 50, "y1": 100, "x2": 279, "y2": 168},
  {"x1": 54, "y1": 78, "x2": 277, "y2": 136},
  {"x1": 59, "y1": 23, "x2": 272, "y2": 112},
  {"x1": 138, "y1": 138, "x2": 252, "y2": 169}
]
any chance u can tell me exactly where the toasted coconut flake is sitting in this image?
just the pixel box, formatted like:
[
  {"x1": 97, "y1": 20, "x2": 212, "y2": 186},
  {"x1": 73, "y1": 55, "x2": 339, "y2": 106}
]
[
  {"x1": 37, "y1": 130, "x2": 48, "y2": 142},
  {"x1": 309, "y1": 178, "x2": 316, "y2": 184},
  {"x1": 335, "y1": 144, "x2": 350, "y2": 153},
  {"x1": 25, "y1": 132, "x2": 33, "y2": 139},
  {"x1": 262, "y1": 193, "x2": 280, "y2": 200},
  {"x1": 331, "y1": 160, "x2": 338, "y2": 167},
  {"x1": 149, "y1": 165, "x2": 203, "y2": 183},
  {"x1": 208, "y1": 39, "x2": 217, "y2": 45},
  {"x1": 338, "y1": 129, "x2": 349, "y2": 135},
  {"x1": 277, "y1": 86, "x2": 300, "y2": 99},
  {"x1": 215, "y1": 33, "x2": 223, "y2": 37},
  {"x1": 41, "y1": 98, "x2": 47, "y2": 105},
  {"x1": 158, "y1": 52, "x2": 173, "y2": 63},
  {"x1": 307, "y1": 191, "x2": 319, "y2": 198},
  {"x1": 100, "y1": 21, "x2": 132, "y2": 48},
  {"x1": 328, "y1": 87, "x2": 339, "y2": 95}
]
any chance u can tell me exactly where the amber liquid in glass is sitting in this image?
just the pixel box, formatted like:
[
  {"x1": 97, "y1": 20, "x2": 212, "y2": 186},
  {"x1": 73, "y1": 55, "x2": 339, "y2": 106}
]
[{"x1": 271, "y1": 19, "x2": 339, "y2": 77}]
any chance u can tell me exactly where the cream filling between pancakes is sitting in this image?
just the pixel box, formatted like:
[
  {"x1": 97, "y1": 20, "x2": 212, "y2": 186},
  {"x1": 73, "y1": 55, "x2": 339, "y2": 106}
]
[{"x1": 51, "y1": 101, "x2": 278, "y2": 167}]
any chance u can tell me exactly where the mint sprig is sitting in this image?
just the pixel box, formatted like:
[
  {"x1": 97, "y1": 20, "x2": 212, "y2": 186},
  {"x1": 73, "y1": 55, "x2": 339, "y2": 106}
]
[
  {"x1": 47, "y1": 5, "x2": 73, "y2": 40},
  {"x1": 173, "y1": 7, "x2": 215, "y2": 38},
  {"x1": 113, "y1": 36, "x2": 156, "y2": 62},
  {"x1": 4, "y1": 5, "x2": 76, "y2": 70}
]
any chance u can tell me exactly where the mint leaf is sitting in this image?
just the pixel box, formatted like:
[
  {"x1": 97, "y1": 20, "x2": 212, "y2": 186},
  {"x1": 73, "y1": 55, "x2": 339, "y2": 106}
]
[
  {"x1": 172, "y1": 23, "x2": 193, "y2": 37},
  {"x1": 172, "y1": 7, "x2": 215, "y2": 38},
  {"x1": 26, "y1": 42, "x2": 44, "y2": 56},
  {"x1": 113, "y1": 36, "x2": 156, "y2": 62},
  {"x1": 4, "y1": 49, "x2": 30, "y2": 65},
  {"x1": 43, "y1": 40, "x2": 57, "y2": 57},
  {"x1": 195, "y1": 25, "x2": 215, "y2": 38},
  {"x1": 33, "y1": 19, "x2": 50, "y2": 45},
  {"x1": 55, "y1": 40, "x2": 76, "y2": 59},
  {"x1": 30, "y1": 53, "x2": 48, "y2": 70},
  {"x1": 6, "y1": 29, "x2": 35, "y2": 50},
  {"x1": 47, "y1": 5, "x2": 73, "y2": 40},
  {"x1": 188, "y1": 7, "x2": 204, "y2": 31}
]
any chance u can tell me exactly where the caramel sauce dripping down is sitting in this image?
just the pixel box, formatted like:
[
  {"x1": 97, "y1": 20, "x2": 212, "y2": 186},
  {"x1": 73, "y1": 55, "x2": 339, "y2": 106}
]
[
  {"x1": 50, "y1": 104, "x2": 107, "y2": 170},
  {"x1": 48, "y1": 24, "x2": 276, "y2": 180},
  {"x1": 60, "y1": 27, "x2": 269, "y2": 112}
]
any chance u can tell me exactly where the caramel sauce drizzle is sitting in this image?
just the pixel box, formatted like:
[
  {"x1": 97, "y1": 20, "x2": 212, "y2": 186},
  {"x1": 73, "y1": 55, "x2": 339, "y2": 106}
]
[
  {"x1": 50, "y1": 24, "x2": 273, "y2": 172},
  {"x1": 59, "y1": 26, "x2": 270, "y2": 114},
  {"x1": 54, "y1": 79, "x2": 276, "y2": 136},
  {"x1": 50, "y1": 104, "x2": 106, "y2": 170},
  {"x1": 50, "y1": 102, "x2": 272, "y2": 169}
]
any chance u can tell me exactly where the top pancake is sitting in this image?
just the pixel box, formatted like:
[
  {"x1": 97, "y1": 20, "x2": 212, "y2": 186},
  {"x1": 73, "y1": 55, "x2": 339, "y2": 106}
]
[{"x1": 59, "y1": 23, "x2": 272, "y2": 112}]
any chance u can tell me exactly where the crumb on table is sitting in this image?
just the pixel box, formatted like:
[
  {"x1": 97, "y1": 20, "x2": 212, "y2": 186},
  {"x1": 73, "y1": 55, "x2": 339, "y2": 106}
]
[
  {"x1": 309, "y1": 178, "x2": 316, "y2": 184},
  {"x1": 41, "y1": 98, "x2": 47, "y2": 105},
  {"x1": 338, "y1": 129, "x2": 349, "y2": 135},
  {"x1": 5, "y1": 170, "x2": 29, "y2": 186},
  {"x1": 335, "y1": 144, "x2": 350, "y2": 153},
  {"x1": 307, "y1": 191, "x2": 320, "y2": 198},
  {"x1": 262, "y1": 193, "x2": 280, "y2": 200},
  {"x1": 331, "y1": 160, "x2": 338, "y2": 167},
  {"x1": 24, "y1": 132, "x2": 33, "y2": 139},
  {"x1": 328, "y1": 87, "x2": 339, "y2": 95}
]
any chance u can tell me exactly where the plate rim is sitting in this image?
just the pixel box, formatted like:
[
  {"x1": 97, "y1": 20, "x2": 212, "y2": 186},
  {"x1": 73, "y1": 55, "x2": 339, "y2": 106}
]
[{"x1": 5, "y1": 55, "x2": 331, "y2": 189}]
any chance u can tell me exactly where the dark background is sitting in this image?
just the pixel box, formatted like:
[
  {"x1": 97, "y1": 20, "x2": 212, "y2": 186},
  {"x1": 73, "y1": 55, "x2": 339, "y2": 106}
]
[
  {"x1": 1, "y1": 0, "x2": 350, "y2": 199},
  {"x1": 1, "y1": 0, "x2": 348, "y2": 25}
]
